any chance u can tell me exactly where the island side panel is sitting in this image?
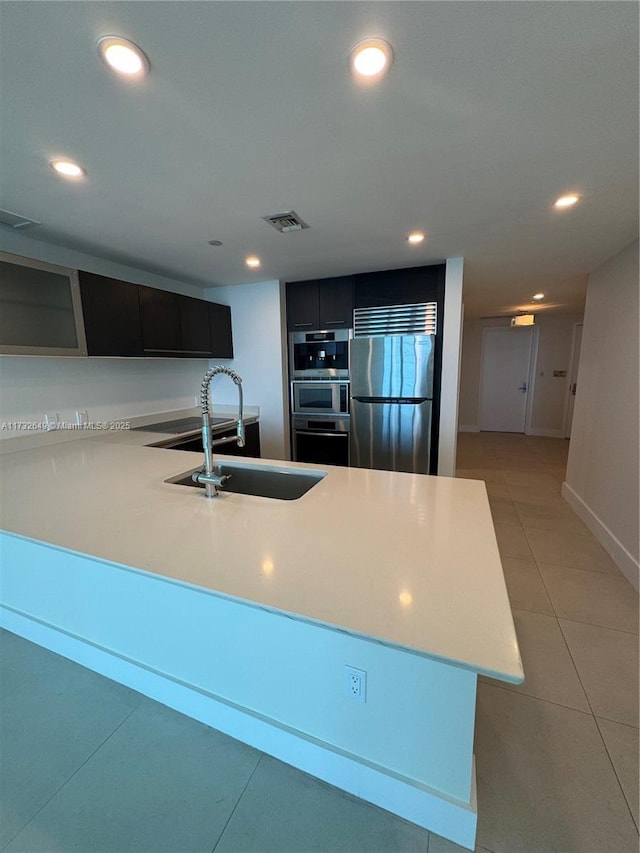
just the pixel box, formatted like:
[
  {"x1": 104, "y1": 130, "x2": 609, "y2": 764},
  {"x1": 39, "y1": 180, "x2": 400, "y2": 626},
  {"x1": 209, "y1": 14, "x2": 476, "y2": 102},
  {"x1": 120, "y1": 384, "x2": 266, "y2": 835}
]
[{"x1": 0, "y1": 532, "x2": 478, "y2": 844}]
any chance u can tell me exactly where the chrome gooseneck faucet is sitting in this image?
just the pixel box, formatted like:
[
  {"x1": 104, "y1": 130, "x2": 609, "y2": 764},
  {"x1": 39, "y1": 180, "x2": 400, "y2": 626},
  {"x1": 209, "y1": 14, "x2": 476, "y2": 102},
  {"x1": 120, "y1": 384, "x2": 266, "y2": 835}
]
[{"x1": 192, "y1": 366, "x2": 245, "y2": 498}]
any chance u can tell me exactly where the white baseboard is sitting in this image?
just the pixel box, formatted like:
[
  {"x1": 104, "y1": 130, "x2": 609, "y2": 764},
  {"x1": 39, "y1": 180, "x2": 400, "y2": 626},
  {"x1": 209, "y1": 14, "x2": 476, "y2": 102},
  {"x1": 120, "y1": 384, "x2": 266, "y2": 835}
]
[
  {"x1": 561, "y1": 483, "x2": 640, "y2": 591},
  {"x1": 0, "y1": 607, "x2": 478, "y2": 850},
  {"x1": 525, "y1": 427, "x2": 563, "y2": 438},
  {"x1": 458, "y1": 425, "x2": 480, "y2": 433}
]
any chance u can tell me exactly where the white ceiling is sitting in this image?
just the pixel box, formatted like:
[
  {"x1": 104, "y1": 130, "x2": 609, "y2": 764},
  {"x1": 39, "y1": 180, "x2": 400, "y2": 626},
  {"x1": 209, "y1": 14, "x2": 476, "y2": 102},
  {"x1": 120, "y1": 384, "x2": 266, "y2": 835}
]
[{"x1": 1, "y1": 2, "x2": 638, "y2": 317}]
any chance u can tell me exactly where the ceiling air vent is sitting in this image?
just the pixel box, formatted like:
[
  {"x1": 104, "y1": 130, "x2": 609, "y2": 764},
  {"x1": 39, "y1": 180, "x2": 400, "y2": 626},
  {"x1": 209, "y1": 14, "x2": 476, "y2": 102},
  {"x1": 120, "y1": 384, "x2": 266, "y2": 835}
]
[
  {"x1": 0, "y1": 208, "x2": 41, "y2": 231},
  {"x1": 262, "y1": 210, "x2": 309, "y2": 233}
]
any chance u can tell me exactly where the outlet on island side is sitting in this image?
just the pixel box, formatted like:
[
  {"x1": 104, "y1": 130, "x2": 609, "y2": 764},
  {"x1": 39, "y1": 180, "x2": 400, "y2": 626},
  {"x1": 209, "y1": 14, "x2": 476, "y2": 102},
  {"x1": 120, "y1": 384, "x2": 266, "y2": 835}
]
[
  {"x1": 44, "y1": 412, "x2": 59, "y2": 431},
  {"x1": 344, "y1": 665, "x2": 367, "y2": 703}
]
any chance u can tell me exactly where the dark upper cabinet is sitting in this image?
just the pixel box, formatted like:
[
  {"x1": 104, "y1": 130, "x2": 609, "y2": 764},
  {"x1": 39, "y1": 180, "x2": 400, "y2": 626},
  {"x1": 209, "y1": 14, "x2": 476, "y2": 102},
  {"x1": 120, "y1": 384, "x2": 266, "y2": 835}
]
[
  {"x1": 318, "y1": 276, "x2": 354, "y2": 328},
  {"x1": 286, "y1": 280, "x2": 320, "y2": 330},
  {"x1": 78, "y1": 271, "x2": 144, "y2": 357},
  {"x1": 138, "y1": 286, "x2": 182, "y2": 354},
  {"x1": 209, "y1": 302, "x2": 233, "y2": 359},
  {"x1": 180, "y1": 295, "x2": 212, "y2": 356},
  {"x1": 80, "y1": 274, "x2": 232, "y2": 359},
  {"x1": 354, "y1": 264, "x2": 445, "y2": 309},
  {"x1": 286, "y1": 276, "x2": 353, "y2": 330}
]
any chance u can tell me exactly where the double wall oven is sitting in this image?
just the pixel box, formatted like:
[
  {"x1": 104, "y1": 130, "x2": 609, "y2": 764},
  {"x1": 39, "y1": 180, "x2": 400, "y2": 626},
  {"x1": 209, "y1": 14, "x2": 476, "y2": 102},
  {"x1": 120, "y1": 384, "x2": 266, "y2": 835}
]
[{"x1": 289, "y1": 329, "x2": 351, "y2": 467}]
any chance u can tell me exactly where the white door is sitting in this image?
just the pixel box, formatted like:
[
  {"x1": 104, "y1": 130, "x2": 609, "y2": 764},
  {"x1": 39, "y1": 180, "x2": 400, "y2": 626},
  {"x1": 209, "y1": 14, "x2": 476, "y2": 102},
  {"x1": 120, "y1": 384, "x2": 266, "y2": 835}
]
[
  {"x1": 564, "y1": 323, "x2": 583, "y2": 438},
  {"x1": 479, "y1": 327, "x2": 534, "y2": 432}
]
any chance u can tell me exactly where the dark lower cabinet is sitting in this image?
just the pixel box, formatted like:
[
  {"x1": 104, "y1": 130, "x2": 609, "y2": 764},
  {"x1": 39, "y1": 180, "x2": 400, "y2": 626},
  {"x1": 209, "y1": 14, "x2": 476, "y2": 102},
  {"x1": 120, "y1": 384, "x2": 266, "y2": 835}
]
[
  {"x1": 79, "y1": 271, "x2": 144, "y2": 357},
  {"x1": 170, "y1": 422, "x2": 260, "y2": 457}
]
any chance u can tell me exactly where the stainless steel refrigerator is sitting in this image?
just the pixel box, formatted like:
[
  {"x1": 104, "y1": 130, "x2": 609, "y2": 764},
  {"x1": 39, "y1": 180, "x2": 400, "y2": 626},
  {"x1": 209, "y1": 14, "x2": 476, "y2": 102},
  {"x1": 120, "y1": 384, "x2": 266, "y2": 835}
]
[{"x1": 349, "y1": 305, "x2": 436, "y2": 474}]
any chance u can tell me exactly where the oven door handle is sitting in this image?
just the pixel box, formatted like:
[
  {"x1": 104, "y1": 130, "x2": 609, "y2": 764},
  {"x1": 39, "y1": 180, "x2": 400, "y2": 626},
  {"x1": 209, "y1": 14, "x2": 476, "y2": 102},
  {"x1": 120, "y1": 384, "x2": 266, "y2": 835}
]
[{"x1": 295, "y1": 431, "x2": 348, "y2": 438}]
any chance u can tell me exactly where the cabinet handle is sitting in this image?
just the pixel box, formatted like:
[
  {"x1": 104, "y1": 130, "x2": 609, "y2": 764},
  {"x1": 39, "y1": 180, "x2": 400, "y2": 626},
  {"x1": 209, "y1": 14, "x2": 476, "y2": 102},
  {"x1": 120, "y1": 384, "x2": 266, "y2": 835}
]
[
  {"x1": 293, "y1": 322, "x2": 313, "y2": 327},
  {"x1": 324, "y1": 320, "x2": 344, "y2": 325},
  {"x1": 144, "y1": 348, "x2": 211, "y2": 355}
]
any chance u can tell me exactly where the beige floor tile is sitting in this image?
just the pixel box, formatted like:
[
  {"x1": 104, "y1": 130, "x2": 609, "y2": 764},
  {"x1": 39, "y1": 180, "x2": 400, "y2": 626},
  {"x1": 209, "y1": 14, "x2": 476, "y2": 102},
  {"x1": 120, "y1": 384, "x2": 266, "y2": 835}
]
[
  {"x1": 455, "y1": 468, "x2": 506, "y2": 485},
  {"x1": 502, "y1": 470, "x2": 562, "y2": 490},
  {"x1": 539, "y1": 563, "x2": 639, "y2": 633},
  {"x1": 506, "y1": 483, "x2": 565, "y2": 504},
  {"x1": 427, "y1": 833, "x2": 493, "y2": 852},
  {"x1": 489, "y1": 497, "x2": 520, "y2": 527},
  {"x1": 483, "y1": 609, "x2": 590, "y2": 711},
  {"x1": 513, "y1": 500, "x2": 587, "y2": 534},
  {"x1": 493, "y1": 523, "x2": 532, "y2": 560},
  {"x1": 500, "y1": 557, "x2": 555, "y2": 615},
  {"x1": 525, "y1": 526, "x2": 620, "y2": 575},
  {"x1": 596, "y1": 717, "x2": 640, "y2": 829},
  {"x1": 474, "y1": 684, "x2": 639, "y2": 853},
  {"x1": 560, "y1": 619, "x2": 640, "y2": 727}
]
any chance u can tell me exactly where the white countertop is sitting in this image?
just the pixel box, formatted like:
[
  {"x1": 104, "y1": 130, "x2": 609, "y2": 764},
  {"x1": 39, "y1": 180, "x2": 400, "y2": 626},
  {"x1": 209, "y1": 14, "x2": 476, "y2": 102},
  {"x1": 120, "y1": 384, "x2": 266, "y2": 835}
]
[{"x1": 0, "y1": 418, "x2": 523, "y2": 683}]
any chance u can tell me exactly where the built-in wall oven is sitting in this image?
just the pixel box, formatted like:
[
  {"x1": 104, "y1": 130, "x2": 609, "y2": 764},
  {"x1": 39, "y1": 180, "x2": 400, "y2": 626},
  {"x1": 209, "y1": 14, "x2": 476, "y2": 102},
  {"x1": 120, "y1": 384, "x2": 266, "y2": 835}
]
[{"x1": 292, "y1": 415, "x2": 350, "y2": 467}]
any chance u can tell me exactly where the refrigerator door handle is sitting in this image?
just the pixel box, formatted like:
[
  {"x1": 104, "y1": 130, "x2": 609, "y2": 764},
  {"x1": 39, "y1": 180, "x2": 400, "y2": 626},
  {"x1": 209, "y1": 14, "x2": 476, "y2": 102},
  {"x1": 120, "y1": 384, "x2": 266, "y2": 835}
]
[{"x1": 351, "y1": 396, "x2": 430, "y2": 404}]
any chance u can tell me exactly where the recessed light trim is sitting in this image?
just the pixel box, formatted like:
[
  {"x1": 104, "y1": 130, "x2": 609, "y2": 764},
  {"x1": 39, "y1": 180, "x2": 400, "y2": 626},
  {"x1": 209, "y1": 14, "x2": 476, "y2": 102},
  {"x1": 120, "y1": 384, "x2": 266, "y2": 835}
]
[
  {"x1": 245, "y1": 256, "x2": 261, "y2": 268},
  {"x1": 97, "y1": 36, "x2": 149, "y2": 78},
  {"x1": 532, "y1": 293, "x2": 545, "y2": 301},
  {"x1": 407, "y1": 232, "x2": 425, "y2": 244},
  {"x1": 49, "y1": 159, "x2": 86, "y2": 178},
  {"x1": 350, "y1": 38, "x2": 393, "y2": 80},
  {"x1": 208, "y1": 240, "x2": 223, "y2": 247},
  {"x1": 554, "y1": 194, "x2": 580, "y2": 208}
]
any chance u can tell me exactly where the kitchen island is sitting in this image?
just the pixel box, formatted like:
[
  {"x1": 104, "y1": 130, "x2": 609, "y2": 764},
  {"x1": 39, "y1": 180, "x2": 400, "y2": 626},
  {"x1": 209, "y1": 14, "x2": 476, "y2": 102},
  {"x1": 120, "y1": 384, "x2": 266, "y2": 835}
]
[{"x1": 0, "y1": 417, "x2": 522, "y2": 850}]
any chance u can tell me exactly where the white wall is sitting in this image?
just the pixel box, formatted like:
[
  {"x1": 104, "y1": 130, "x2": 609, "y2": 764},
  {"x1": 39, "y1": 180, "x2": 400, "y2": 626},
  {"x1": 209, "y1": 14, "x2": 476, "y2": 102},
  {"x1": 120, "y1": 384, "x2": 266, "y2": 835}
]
[
  {"x1": 203, "y1": 280, "x2": 288, "y2": 461},
  {"x1": 563, "y1": 240, "x2": 639, "y2": 589},
  {"x1": 459, "y1": 313, "x2": 582, "y2": 436}
]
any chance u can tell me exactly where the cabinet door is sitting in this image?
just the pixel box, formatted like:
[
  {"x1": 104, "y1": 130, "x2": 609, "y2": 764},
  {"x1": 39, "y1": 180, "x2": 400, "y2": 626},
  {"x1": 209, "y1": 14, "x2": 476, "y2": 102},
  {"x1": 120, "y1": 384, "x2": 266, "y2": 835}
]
[
  {"x1": 209, "y1": 302, "x2": 233, "y2": 358},
  {"x1": 180, "y1": 295, "x2": 211, "y2": 356},
  {"x1": 139, "y1": 286, "x2": 181, "y2": 354},
  {"x1": 319, "y1": 276, "x2": 353, "y2": 328},
  {"x1": 286, "y1": 281, "x2": 319, "y2": 330},
  {"x1": 354, "y1": 264, "x2": 445, "y2": 308},
  {"x1": 215, "y1": 421, "x2": 260, "y2": 457},
  {"x1": 79, "y1": 271, "x2": 144, "y2": 357}
]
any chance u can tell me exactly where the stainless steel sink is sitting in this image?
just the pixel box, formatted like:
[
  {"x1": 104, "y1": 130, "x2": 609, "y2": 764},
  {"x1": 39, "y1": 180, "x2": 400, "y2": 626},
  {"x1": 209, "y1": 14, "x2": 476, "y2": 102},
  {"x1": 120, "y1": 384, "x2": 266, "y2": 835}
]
[{"x1": 165, "y1": 461, "x2": 326, "y2": 500}]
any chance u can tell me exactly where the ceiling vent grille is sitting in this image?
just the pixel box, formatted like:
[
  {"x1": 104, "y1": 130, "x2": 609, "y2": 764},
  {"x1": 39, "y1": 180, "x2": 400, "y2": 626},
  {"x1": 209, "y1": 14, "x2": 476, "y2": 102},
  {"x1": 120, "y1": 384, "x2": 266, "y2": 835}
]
[
  {"x1": 354, "y1": 302, "x2": 437, "y2": 337},
  {"x1": 0, "y1": 208, "x2": 41, "y2": 231},
  {"x1": 262, "y1": 210, "x2": 309, "y2": 233}
]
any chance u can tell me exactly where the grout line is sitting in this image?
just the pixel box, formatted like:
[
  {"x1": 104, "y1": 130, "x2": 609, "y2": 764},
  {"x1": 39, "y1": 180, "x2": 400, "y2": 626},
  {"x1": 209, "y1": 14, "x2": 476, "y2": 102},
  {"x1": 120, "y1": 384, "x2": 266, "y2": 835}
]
[
  {"x1": 557, "y1": 615, "x2": 640, "y2": 638},
  {"x1": 210, "y1": 752, "x2": 263, "y2": 852},
  {"x1": 1, "y1": 698, "x2": 142, "y2": 850},
  {"x1": 479, "y1": 679, "x2": 596, "y2": 719},
  {"x1": 593, "y1": 715, "x2": 640, "y2": 833}
]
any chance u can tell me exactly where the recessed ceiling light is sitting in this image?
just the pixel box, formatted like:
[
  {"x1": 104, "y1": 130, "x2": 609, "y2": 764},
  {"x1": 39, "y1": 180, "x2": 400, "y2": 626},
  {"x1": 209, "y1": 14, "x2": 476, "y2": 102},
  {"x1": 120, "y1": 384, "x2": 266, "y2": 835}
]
[
  {"x1": 49, "y1": 159, "x2": 86, "y2": 178},
  {"x1": 407, "y1": 232, "x2": 425, "y2": 244},
  {"x1": 350, "y1": 38, "x2": 393, "y2": 80},
  {"x1": 97, "y1": 36, "x2": 149, "y2": 78},
  {"x1": 554, "y1": 194, "x2": 580, "y2": 208},
  {"x1": 208, "y1": 240, "x2": 223, "y2": 247},
  {"x1": 532, "y1": 293, "x2": 545, "y2": 301},
  {"x1": 245, "y1": 256, "x2": 261, "y2": 268}
]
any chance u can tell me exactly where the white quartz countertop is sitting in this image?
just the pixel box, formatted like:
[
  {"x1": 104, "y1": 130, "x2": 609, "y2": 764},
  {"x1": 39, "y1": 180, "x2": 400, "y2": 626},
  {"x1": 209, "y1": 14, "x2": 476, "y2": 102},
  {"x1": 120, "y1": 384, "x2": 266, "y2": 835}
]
[{"x1": 0, "y1": 419, "x2": 523, "y2": 683}]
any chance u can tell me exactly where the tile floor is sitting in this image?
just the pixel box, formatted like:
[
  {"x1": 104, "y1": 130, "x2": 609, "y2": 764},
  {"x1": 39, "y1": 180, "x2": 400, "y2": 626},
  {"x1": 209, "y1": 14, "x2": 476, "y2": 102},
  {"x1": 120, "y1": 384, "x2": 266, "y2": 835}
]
[{"x1": 1, "y1": 432, "x2": 638, "y2": 852}]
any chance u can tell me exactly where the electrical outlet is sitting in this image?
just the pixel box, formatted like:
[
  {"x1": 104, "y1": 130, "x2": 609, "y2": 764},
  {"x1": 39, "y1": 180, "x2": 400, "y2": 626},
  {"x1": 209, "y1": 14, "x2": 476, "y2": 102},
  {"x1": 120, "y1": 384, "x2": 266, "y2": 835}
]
[
  {"x1": 194, "y1": 394, "x2": 199, "y2": 408},
  {"x1": 44, "y1": 412, "x2": 59, "y2": 431},
  {"x1": 75, "y1": 409, "x2": 88, "y2": 426},
  {"x1": 344, "y1": 665, "x2": 366, "y2": 703}
]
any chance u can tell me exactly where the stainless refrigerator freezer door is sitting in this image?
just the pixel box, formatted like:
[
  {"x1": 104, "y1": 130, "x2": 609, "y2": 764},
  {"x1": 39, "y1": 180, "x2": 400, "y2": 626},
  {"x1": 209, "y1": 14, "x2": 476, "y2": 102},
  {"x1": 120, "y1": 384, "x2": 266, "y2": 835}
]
[
  {"x1": 349, "y1": 334, "x2": 435, "y2": 399},
  {"x1": 350, "y1": 399, "x2": 432, "y2": 474}
]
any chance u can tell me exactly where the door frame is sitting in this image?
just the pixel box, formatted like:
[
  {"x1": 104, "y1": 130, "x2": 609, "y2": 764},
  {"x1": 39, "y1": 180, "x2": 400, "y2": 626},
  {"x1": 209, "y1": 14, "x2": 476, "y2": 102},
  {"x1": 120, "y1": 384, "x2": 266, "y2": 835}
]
[
  {"x1": 562, "y1": 321, "x2": 584, "y2": 438},
  {"x1": 477, "y1": 324, "x2": 539, "y2": 433}
]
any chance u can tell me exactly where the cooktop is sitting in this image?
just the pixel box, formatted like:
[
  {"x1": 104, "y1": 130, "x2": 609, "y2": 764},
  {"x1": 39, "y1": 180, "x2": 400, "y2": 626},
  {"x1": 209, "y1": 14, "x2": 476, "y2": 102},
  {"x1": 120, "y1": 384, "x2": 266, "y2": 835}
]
[{"x1": 133, "y1": 416, "x2": 234, "y2": 434}]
